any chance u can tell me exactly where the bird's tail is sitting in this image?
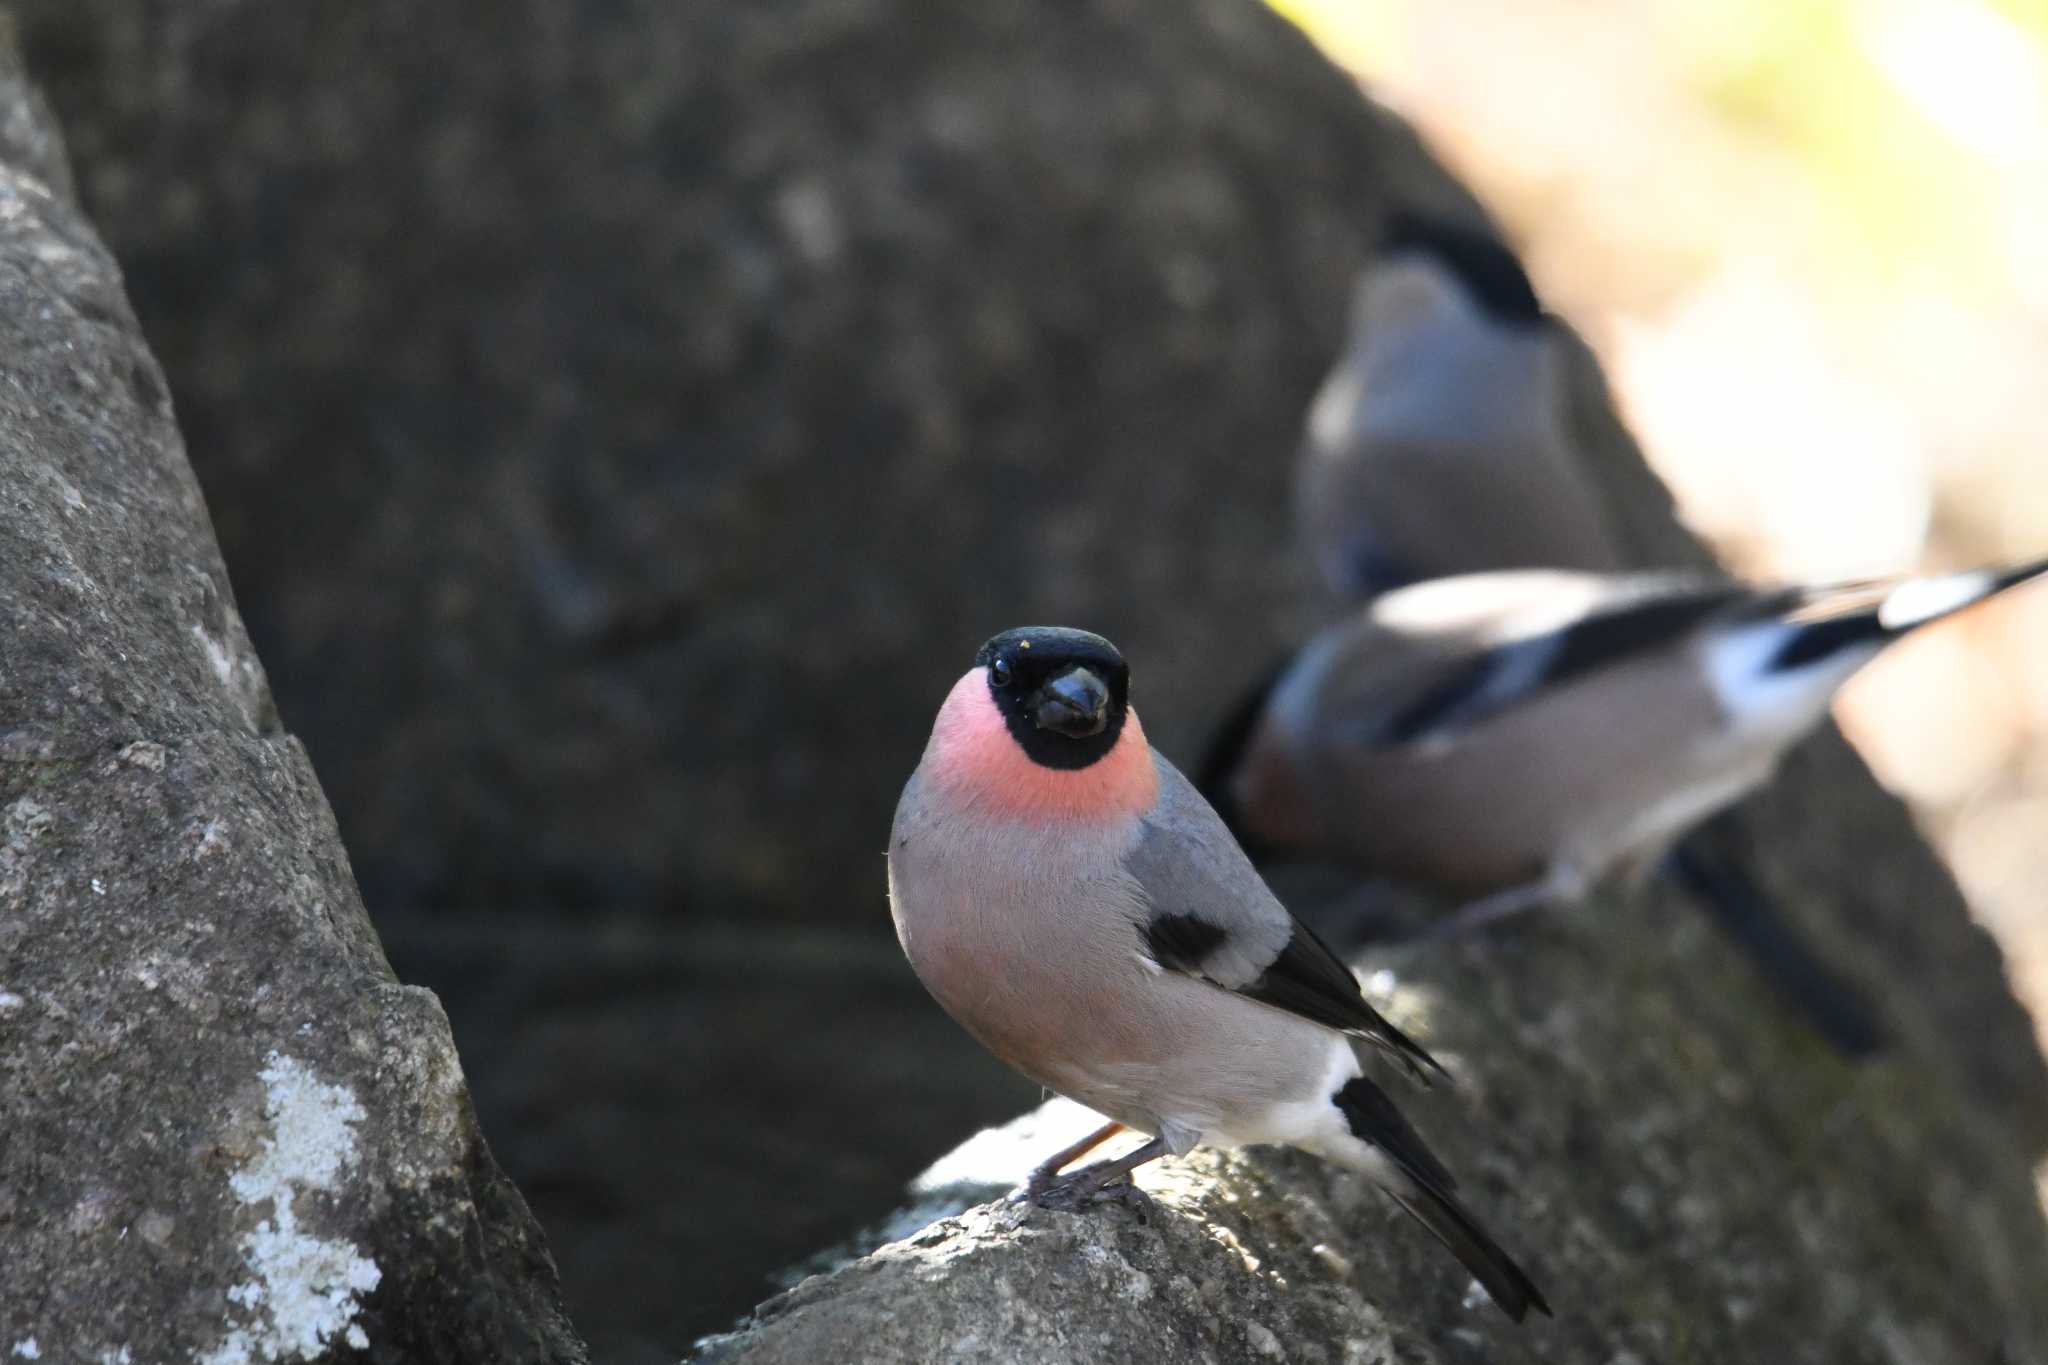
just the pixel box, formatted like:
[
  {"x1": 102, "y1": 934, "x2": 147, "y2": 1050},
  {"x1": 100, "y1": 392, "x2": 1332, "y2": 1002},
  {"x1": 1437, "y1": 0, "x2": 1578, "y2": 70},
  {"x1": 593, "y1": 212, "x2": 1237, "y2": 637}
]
[
  {"x1": 1384, "y1": 1182, "x2": 1552, "y2": 1325},
  {"x1": 1332, "y1": 1078, "x2": 1552, "y2": 1322},
  {"x1": 1193, "y1": 659, "x2": 1288, "y2": 854},
  {"x1": 1765, "y1": 554, "x2": 2048, "y2": 674},
  {"x1": 1665, "y1": 834, "x2": 1888, "y2": 1058}
]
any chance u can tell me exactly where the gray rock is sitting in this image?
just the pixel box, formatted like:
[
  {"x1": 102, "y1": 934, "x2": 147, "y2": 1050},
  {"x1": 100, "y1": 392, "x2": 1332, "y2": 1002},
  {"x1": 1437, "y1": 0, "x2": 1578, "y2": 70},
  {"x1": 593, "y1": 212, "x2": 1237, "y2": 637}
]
[
  {"x1": 703, "y1": 860, "x2": 2048, "y2": 1362},
  {"x1": 12, "y1": 0, "x2": 1525, "y2": 1347},
  {"x1": 0, "y1": 32, "x2": 585, "y2": 1365},
  {"x1": 378, "y1": 914, "x2": 1038, "y2": 1364},
  {"x1": 18, "y1": 1, "x2": 2048, "y2": 1359}
]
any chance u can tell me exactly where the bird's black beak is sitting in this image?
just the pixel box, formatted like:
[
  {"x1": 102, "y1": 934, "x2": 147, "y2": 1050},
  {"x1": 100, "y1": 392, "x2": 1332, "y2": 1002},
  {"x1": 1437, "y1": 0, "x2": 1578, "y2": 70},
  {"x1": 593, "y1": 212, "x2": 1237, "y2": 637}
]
[{"x1": 1032, "y1": 666, "x2": 1110, "y2": 738}]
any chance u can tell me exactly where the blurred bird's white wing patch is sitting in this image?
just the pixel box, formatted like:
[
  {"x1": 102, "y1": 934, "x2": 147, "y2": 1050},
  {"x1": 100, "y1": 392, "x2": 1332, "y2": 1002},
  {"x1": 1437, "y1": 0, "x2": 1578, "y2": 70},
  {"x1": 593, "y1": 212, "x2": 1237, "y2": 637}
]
[{"x1": 1878, "y1": 570, "x2": 1995, "y2": 630}]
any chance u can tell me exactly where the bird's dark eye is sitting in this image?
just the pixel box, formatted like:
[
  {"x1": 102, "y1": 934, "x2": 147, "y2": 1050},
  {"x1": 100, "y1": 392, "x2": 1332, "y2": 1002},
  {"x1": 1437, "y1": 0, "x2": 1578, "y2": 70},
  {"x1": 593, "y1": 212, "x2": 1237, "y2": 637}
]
[{"x1": 990, "y1": 658, "x2": 1013, "y2": 687}]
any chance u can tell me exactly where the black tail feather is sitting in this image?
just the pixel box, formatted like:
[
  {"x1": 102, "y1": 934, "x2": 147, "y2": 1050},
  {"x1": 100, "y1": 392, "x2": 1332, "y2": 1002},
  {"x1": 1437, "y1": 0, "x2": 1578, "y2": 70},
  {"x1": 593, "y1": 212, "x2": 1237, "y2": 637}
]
[
  {"x1": 1193, "y1": 657, "x2": 1290, "y2": 854},
  {"x1": 1666, "y1": 838, "x2": 1889, "y2": 1058},
  {"x1": 1334, "y1": 1077, "x2": 1550, "y2": 1322},
  {"x1": 1766, "y1": 611, "x2": 1889, "y2": 672},
  {"x1": 1986, "y1": 552, "x2": 2048, "y2": 597},
  {"x1": 1769, "y1": 554, "x2": 2048, "y2": 674},
  {"x1": 1386, "y1": 1183, "x2": 1552, "y2": 1323}
]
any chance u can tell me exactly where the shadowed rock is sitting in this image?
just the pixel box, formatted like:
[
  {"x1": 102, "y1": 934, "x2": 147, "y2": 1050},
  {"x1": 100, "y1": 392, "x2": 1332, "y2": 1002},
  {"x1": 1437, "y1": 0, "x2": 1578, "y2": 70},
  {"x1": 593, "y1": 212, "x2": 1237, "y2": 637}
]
[
  {"x1": 0, "y1": 31, "x2": 585, "y2": 1363},
  {"x1": 13, "y1": 0, "x2": 1506, "y2": 1349},
  {"x1": 15, "y1": 1, "x2": 2048, "y2": 1359}
]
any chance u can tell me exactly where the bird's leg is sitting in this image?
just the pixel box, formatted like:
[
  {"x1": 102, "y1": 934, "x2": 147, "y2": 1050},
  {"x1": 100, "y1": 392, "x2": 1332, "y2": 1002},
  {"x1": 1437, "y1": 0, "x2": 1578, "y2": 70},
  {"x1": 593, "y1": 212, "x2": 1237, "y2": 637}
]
[
  {"x1": 1016, "y1": 1120, "x2": 1125, "y2": 1202},
  {"x1": 1439, "y1": 881, "x2": 1551, "y2": 936},
  {"x1": 1431, "y1": 862, "x2": 1587, "y2": 940},
  {"x1": 1030, "y1": 1135, "x2": 1170, "y2": 1211}
]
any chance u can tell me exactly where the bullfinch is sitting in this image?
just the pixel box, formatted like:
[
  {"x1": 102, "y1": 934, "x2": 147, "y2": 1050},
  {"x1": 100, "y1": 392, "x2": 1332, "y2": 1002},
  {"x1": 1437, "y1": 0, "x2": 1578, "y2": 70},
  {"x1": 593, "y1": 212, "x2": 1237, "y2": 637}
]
[
  {"x1": 1294, "y1": 212, "x2": 1626, "y2": 600},
  {"x1": 1283, "y1": 210, "x2": 1889, "y2": 1054},
  {"x1": 1204, "y1": 559, "x2": 2048, "y2": 932},
  {"x1": 888, "y1": 626, "x2": 1550, "y2": 1322}
]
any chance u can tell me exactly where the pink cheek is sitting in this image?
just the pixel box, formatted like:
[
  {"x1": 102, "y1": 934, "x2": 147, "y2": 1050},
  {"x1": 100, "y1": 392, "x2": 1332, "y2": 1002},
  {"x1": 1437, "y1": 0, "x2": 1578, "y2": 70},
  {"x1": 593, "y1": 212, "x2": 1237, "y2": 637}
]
[{"x1": 927, "y1": 670, "x2": 1157, "y2": 821}]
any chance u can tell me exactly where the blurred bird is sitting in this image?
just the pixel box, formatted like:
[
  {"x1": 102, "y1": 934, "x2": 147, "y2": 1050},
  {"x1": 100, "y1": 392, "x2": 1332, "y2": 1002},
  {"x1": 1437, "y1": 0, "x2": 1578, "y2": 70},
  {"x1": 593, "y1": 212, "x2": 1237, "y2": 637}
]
[
  {"x1": 1283, "y1": 210, "x2": 1890, "y2": 1053},
  {"x1": 1294, "y1": 212, "x2": 1626, "y2": 599},
  {"x1": 1204, "y1": 560, "x2": 2048, "y2": 932},
  {"x1": 890, "y1": 626, "x2": 1550, "y2": 1321}
]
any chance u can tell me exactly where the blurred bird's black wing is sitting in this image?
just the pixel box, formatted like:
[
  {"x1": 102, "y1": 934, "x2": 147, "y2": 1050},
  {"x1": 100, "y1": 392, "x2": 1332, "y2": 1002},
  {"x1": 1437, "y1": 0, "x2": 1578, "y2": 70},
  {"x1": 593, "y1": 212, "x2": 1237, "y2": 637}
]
[
  {"x1": 1371, "y1": 576, "x2": 1775, "y2": 747},
  {"x1": 1366, "y1": 558, "x2": 2048, "y2": 752}
]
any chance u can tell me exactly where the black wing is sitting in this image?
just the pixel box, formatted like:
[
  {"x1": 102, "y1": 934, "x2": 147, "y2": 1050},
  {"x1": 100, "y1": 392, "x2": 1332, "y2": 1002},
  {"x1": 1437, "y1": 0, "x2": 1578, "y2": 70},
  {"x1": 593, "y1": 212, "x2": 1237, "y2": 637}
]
[
  {"x1": 1375, "y1": 579, "x2": 1771, "y2": 747},
  {"x1": 1128, "y1": 760, "x2": 1449, "y2": 1084}
]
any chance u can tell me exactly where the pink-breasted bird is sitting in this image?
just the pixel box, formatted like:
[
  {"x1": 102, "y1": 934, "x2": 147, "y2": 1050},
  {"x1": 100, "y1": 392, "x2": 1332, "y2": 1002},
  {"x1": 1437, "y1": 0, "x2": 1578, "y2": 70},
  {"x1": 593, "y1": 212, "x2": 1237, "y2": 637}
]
[
  {"x1": 887, "y1": 626, "x2": 1550, "y2": 1322},
  {"x1": 1271, "y1": 210, "x2": 1891, "y2": 1055},
  {"x1": 1204, "y1": 560, "x2": 2048, "y2": 932}
]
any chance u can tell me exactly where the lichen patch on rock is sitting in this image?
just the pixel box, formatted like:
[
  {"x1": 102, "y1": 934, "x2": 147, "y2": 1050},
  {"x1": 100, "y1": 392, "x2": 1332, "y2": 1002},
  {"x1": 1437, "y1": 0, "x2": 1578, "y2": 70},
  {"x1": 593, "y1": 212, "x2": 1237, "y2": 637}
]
[{"x1": 198, "y1": 1055, "x2": 380, "y2": 1365}]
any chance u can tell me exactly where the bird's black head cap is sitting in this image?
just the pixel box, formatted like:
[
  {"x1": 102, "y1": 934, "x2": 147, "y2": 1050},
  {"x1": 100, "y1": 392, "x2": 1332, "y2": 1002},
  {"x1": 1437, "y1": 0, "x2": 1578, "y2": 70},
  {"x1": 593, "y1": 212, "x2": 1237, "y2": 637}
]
[
  {"x1": 1379, "y1": 210, "x2": 1546, "y2": 328},
  {"x1": 975, "y1": 626, "x2": 1131, "y2": 771}
]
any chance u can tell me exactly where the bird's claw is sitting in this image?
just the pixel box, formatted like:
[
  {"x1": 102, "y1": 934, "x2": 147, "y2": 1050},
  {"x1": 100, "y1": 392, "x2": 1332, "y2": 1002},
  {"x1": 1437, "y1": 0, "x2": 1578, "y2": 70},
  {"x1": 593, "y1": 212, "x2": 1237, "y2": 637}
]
[
  {"x1": 1100, "y1": 1178, "x2": 1154, "y2": 1221},
  {"x1": 1010, "y1": 1166, "x2": 1063, "y2": 1206},
  {"x1": 1017, "y1": 1172, "x2": 1153, "y2": 1217}
]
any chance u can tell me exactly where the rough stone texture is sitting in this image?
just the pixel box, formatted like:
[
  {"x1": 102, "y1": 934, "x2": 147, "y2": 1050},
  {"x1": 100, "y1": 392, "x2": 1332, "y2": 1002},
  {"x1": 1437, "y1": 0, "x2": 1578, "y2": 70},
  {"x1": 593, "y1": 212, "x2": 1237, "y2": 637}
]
[
  {"x1": 16, "y1": 0, "x2": 2048, "y2": 1359},
  {"x1": 12, "y1": 0, "x2": 1509, "y2": 1350},
  {"x1": 0, "y1": 30, "x2": 586, "y2": 1365},
  {"x1": 703, "y1": 862, "x2": 2048, "y2": 1362},
  {"x1": 380, "y1": 915, "x2": 1037, "y2": 1363}
]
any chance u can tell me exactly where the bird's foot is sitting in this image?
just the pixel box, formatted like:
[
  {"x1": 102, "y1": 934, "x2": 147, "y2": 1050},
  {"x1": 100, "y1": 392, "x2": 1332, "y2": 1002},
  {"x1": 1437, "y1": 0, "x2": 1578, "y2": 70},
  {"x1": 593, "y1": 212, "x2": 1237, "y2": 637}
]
[
  {"x1": 1426, "y1": 868, "x2": 1580, "y2": 942},
  {"x1": 1011, "y1": 1132, "x2": 1169, "y2": 1213},
  {"x1": 1025, "y1": 1170, "x2": 1153, "y2": 1217},
  {"x1": 1007, "y1": 1120, "x2": 1127, "y2": 1207},
  {"x1": 1101, "y1": 1177, "x2": 1155, "y2": 1221},
  {"x1": 1011, "y1": 1161, "x2": 1090, "y2": 1207}
]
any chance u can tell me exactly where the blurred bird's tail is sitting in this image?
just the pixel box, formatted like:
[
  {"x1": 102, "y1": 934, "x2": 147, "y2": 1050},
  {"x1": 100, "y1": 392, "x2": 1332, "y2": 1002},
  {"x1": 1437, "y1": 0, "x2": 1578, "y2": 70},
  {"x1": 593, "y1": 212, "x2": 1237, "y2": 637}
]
[
  {"x1": 1666, "y1": 835, "x2": 1888, "y2": 1058},
  {"x1": 1193, "y1": 660, "x2": 1287, "y2": 853},
  {"x1": 1330, "y1": 1077, "x2": 1552, "y2": 1323},
  {"x1": 1764, "y1": 554, "x2": 2048, "y2": 674}
]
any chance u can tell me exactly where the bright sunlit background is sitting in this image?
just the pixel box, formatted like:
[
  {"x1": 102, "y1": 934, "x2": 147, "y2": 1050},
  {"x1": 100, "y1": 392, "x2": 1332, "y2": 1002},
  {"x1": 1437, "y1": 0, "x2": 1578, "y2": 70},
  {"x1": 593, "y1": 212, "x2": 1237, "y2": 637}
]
[{"x1": 1275, "y1": 0, "x2": 2048, "y2": 1048}]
